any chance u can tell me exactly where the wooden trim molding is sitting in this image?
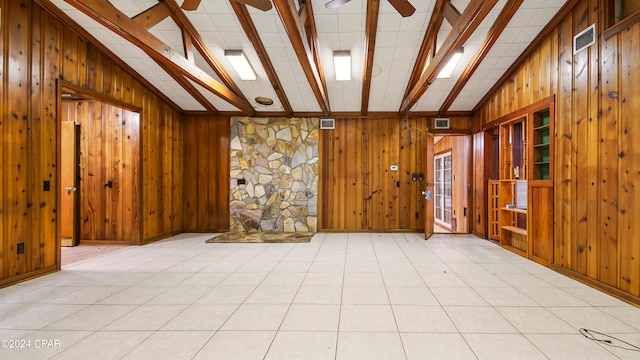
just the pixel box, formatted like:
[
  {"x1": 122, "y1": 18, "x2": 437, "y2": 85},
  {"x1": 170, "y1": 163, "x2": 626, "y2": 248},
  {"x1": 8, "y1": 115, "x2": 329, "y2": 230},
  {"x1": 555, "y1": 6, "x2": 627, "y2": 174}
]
[
  {"x1": 552, "y1": 264, "x2": 640, "y2": 307},
  {"x1": 604, "y1": 9, "x2": 640, "y2": 39}
]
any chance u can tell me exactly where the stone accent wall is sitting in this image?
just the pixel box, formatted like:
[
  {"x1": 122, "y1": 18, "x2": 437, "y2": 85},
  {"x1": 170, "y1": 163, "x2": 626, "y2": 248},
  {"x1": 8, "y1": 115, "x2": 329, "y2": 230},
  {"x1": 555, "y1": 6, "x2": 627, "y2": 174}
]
[{"x1": 230, "y1": 117, "x2": 319, "y2": 233}]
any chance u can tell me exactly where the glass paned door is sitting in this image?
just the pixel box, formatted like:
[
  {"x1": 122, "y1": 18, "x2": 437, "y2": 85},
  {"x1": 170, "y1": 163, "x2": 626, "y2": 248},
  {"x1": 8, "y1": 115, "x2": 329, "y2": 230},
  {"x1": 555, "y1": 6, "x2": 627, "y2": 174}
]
[{"x1": 434, "y1": 152, "x2": 452, "y2": 228}]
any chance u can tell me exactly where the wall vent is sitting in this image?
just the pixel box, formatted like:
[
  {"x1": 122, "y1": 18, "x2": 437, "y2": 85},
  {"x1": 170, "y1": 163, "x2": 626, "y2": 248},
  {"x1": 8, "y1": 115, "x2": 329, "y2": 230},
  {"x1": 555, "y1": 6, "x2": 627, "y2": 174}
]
[
  {"x1": 434, "y1": 118, "x2": 450, "y2": 129},
  {"x1": 320, "y1": 118, "x2": 335, "y2": 129},
  {"x1": 574, "y1": 23, "x2": 596, "y2": 54}
]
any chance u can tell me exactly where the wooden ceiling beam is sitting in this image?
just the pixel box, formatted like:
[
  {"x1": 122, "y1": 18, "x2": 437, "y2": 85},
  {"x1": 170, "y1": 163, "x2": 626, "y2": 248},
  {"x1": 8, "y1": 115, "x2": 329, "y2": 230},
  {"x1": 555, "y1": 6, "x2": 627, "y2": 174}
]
[
  {"x1": 65, "y1": 0, "x2": 255, "y2": 115},
  {"x1": 163, "y1": 0, "x2": 253, "y2": 108},
  {"x1": 361, "y1": 0, "x2": 380, "y2": 115},
  {"x1": 439, "y1": 0, "x2": 522, "y2": 112},
  {"x1": 300, "y1": 0, "x2": 329, "y2": 114},
  {"x1": 181, "y1": 0, "x2": 202, "y2": 11},
  {"x1": 182, "y1": 29, "x2": 195, "y2": 63},
  {"x1": 403, "y1": 0, "x2": 446, "y2": 101},
  {"x1": 231, "y1": 1, "x2": 294, "y2": 116},
  {"x1": 400, "y1": 0, "x2": 498, "y2": 112},
  {"x1": 132, "y1": 2, "x2": 171, "y2": 30},
  {"x1": 442, "y1": 0, "x2": 461, "y2": 26},
  {"x1": 273, "y1": 0, "x2": 330, "y2": 115}
]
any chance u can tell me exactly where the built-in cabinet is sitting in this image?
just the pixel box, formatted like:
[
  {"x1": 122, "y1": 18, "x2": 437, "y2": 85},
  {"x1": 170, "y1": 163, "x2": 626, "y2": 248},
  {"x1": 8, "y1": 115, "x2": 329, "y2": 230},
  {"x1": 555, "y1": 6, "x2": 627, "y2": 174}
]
[{"x1": 496, "y1": 97, "x2": 555, "y2": 266}]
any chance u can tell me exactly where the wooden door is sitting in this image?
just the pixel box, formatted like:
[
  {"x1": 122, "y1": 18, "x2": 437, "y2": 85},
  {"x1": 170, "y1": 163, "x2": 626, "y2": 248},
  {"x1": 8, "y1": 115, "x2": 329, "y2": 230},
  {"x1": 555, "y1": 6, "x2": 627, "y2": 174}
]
[
  {"x1": 60, "y1": 117, "x2": 80, "y2": 246},
  {"x1": 424, "y1": 133, "x2": 434, "y2": 239}
]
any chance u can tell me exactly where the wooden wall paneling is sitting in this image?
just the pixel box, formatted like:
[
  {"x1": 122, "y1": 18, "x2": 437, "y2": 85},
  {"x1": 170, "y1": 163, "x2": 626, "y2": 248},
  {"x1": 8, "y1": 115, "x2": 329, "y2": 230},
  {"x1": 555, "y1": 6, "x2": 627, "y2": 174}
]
[
  {"x1": 143, "y1": 95, "x2": 156, "y2": 239},
  {"x1": 598, "y1": 23, "x2": 619, "y2": 287},
  {"x1": 121, "y1": 109, "x2": 133, "y2": 241},
  {"x1": 130, "y1": 110, "x2": 142, "y2": 244},
  {"x1": 619, "y1": 23, "x2": 640, "y2": 296},
  {"x1": 361, "y1": 119, "x2": 370, "y2": 229},
  {"x1": 586, "y1": 0, "x2": 601, "y2": 279},
  {"x1": 389, "y1": 119, "x2": 401, "y2": 229},
  {"x1": 160, "y1": 106, "x2": 170, "y2": 235},
  {"x1": 0, "y1": 0, "x2": 5, "y2": 279},
  {"x1": 29, "y1": 3, "x2": 44, "y2": 270},
  {"x1": 195, "y1": 116, "x2": 210, "y2": 229},
  {"x1": 354, "y1": 119, "x2": 366, "y2": 229},
  {"x1": 555, "y1": 14, "x2": 574, "y2": 268},
  {"x1": 6, "y1": 0, "x2": 30, "y2": 277},
  {"x1": 319, "y1": 127, "x2": 332, "y2": 229},
  {"x1": 572, "y1": 0, "x2": 590, "y2": 276},
  {"x1": 336, "y1": 121, "x2": 347, "y2": 228},
  {"x1": 121, "y1": 71, "x2": 134, "y2": 105},
  {"x1": 101, "y1": 57, "x2": 113, "y2": 99},
  {"x1": 111, "y1": 105, "x2": 124, "y2": 240},
  {"x1": 45, "y1": 12, "x2": 62, "y2": 267},
  {"x1": 173, "y1": 109, "x2": 183, "y2": 232},
  {"x1": 472, "y1": 132, "x2": 486, "y2": 237},
  {"x1": 343, "y1": 119, "x2": 360, "y2": 229},
  {"x1": 214, "y1": 117, "x2": 231, "y2": 230},
  {"x1": 76, "y1": 37, "x2": 87, "y2": 88},
  {"x1": 61, "y1": 27, "x2": 78, "y2": 84},
  {"x1": 183, "y1": 117, "x2": 197, "y2": 230},
  {"x1": 529, "y1": 47, "x2": 540, "y2": 103}
]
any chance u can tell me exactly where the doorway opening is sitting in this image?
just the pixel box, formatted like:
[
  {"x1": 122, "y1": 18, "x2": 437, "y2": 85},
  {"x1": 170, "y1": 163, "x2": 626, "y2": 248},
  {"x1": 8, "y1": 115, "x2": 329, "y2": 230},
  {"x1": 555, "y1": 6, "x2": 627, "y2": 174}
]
[
  {"x1": 432, "y1": 135, "x2": 471, "y2": 234},
  {"x1": 58, "y1": 84, "x2": 141, "y2": 266}
]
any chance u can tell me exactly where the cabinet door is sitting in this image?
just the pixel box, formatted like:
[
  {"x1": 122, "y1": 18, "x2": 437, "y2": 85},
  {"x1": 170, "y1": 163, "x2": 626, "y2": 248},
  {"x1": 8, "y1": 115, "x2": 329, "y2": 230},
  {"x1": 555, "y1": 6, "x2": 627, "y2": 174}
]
[{"x1": 528, "y1": 183, "x2": 553, "y2": 266}]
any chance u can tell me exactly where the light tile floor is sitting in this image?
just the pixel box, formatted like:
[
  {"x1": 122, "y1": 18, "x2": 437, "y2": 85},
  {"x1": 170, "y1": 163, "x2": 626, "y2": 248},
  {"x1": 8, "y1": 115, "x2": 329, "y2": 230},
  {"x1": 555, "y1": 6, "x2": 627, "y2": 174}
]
[{"x1": 1, "y1": 233, "x2": 640, "y2": 359}]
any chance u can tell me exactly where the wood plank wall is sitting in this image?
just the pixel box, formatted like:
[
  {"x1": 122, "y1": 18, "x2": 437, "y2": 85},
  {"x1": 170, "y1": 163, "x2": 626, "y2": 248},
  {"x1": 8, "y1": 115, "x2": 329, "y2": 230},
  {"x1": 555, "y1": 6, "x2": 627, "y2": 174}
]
[
  {"x1": 183, "y1": 115, "x2": 231, "y2": 232},
  {"x1": 0, "y1": 0, "x2": 183, "y2": 286},
  {"x1": 434, "y1": 136, "x2": 471, "y2": 233},
  {"x1": 474, "y1": 0, "x2": 640, "y2": 301},
  {"x1": 319, "y1": 117, "x2": 472, "y2": 231}
]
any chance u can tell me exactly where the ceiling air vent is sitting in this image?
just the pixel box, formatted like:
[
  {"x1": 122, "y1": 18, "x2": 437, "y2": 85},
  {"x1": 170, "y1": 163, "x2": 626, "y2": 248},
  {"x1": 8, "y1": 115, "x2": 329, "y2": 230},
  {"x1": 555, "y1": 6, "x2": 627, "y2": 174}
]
[
  {"x1": 574, "y1": 23, "x2": 596, "y2": 54},
  {"x1": 320, "y1": 118, "x2": 335, "y2": 129},
  {"x1": 434, "y1": 118, "x2": 450, "y2": 129}
]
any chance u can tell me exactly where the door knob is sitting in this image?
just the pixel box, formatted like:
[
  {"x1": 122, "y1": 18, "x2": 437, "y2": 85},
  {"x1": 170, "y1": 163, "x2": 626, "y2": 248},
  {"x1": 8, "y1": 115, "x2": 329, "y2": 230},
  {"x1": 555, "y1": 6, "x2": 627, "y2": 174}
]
[{"x1": 64, "y1": 187, "x2": 78, "y2": 194}]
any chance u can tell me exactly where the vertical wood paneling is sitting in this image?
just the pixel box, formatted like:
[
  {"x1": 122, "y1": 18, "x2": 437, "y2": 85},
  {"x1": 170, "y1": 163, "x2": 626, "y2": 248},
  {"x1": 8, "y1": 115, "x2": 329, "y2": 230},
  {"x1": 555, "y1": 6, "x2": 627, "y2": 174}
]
[
  {"x1": 599, "y1": 27, "x2": 619, "y2": 287},
  {"x1": 319, "y1": 117, "x2": 449, "y2": 231},
  {"x1": 1, "y1": 1, "x2": 184, "y2": 285},
  {"x1": 556, "y1": 14, "x2": 573, "y2": 268},
  {"x1": 572, "y1": 1, "x2": 589, "y2": 275},
  {"x1": 473, "y1": 0, "x2": 640, "y2": 302},
  {"x1": 586, "y1": 0, "x2": 600, "y2": 279},
  {"x1": 619, "y1": 24, "x2": 640, "y2": 296},
  {"x1": 183, "y1": 115, "x2": 230, "y2": 232},
  {"x1": 29, "y1": 3, "x2": 43, "y2": 270},
  {"x1": 0, "y1": 0, "x2": 5, "y2": 278},
  {"x1": 6, "y1": 0, "x2": 30, "y2": 277}
]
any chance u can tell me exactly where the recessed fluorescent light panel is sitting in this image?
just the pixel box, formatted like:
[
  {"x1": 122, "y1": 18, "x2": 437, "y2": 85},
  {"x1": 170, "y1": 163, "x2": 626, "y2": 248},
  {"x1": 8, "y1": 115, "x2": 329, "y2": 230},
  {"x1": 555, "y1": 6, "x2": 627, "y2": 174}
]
[
  {"x1": 224, "y1": 50, "x2": 257, "y2": 80},
  {"x1": 437, "y1": 48, "x2": 463, "y2": 79},
  {"x1": 333, "y1": 50, "x2": 351, "y2": 81}
]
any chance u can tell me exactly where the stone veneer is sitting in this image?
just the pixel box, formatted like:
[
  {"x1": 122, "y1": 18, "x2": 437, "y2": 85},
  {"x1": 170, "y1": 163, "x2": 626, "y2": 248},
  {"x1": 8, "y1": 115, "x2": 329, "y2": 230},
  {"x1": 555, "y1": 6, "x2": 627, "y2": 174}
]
[{"x1": 229, "y1": 117, "x2": 319, "y2": 233}]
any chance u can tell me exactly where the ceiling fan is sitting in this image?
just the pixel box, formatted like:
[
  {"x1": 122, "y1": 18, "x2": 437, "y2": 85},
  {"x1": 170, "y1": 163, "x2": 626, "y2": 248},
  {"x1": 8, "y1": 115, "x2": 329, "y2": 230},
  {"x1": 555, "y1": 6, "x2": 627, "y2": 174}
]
[
  {"x1": 181, "y1": 0, "x2": 273, "y2": 11},
  {"x1": 325, "y1": 0, "x2": 415, "y2": 17}
]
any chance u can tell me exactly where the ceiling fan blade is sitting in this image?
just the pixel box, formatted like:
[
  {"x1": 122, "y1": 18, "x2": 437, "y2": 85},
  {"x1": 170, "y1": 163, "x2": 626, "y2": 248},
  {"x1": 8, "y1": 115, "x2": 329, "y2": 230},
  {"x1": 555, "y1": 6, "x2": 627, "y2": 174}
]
[
  {"x1": 388, "y1": 0, "x2": 415, "y2": 17},
  {"x1": 235, "y1": 0, "x2": 273, "y2": 11},
  {"x1": 325, "y1": 0, "x2": 352, "y2": 9},
  {"x1": 181, "y1": 0, "x2": 202, "y2": 11}
]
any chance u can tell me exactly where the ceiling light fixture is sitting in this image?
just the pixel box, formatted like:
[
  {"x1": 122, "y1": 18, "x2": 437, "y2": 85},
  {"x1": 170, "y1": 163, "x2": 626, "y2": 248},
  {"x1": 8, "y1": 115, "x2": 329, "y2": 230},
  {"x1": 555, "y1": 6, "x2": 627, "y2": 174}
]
[
  {"x1": 437, "y1": 47, "x2": 464, "y2": 79},
  {"x1": 333, "y1": 50, "x2": 352, "y2": 81},
  {"x1": 224, "y1": 50, "x2": 257, "y2": 80}
]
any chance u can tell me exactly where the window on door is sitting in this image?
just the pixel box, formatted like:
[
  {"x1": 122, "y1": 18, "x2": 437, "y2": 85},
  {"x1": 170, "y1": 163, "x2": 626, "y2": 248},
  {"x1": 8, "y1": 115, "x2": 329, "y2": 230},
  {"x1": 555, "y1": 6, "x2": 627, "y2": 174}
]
[{"x1": 434, "y1": 151, "x2": 452, "y2": 228}]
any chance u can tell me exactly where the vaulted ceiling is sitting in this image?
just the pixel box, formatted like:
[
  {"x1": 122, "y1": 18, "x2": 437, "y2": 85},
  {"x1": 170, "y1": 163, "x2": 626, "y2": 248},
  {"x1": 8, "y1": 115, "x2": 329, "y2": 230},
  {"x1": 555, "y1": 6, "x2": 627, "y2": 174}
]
[{"x1": 43, "y1": 0, "x2": 569, "y2": 117}]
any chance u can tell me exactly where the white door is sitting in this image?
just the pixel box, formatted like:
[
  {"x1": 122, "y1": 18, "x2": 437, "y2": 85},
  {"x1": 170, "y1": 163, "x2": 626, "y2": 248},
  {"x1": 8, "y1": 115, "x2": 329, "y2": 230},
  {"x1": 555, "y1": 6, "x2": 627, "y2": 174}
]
[{"x1": 434, "y1": 152, "x2": 452, "y2": 229}]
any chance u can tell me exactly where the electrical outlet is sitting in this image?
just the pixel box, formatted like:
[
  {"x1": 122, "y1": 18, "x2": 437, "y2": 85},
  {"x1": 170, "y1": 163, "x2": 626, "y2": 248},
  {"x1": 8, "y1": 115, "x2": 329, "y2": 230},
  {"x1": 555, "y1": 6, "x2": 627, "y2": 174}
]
[
  {"x1": 17, "y1": 243, "x2": 25, "y2": 255},
  {"x1": 43, "y1": 181, "x2": 50, "y2": 191}
]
